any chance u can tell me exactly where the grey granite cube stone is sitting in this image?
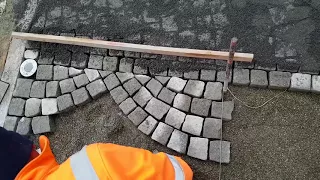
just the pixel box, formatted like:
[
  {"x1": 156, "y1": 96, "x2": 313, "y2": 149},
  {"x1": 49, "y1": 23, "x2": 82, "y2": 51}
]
[
  {"x1": 8, "y1": 98, "x2": 26, "y2": 116},
  {"x1": 128, "y1": 107, "x2": 148, "y2": 126},
  {"x1": 209, "y1": 141, "x2": 231, "y2": 163},
  {"x1": 311, "y1": 75, "x2": 320, "y2": 93},
  {"x1": 32, "y1": 116, "x2": 55, "y2": 134},
  {"x1": 184, "y1": 80, "x2": 205, "y2": 98},
  {"x1": 84, "y1": 69, "x2": 100, "y2": 82},
  {"x1": 146, "y1": 78, "x2": 163, "y2": 97},
  {"x1": 109, "y1": 49, "x2": 123, "y2": 57},
  {"x1": 200, "y1": 70, "x2": 216, "y2": 81},
  {"x1": 173, "y1": 93, "x2": 191, "y2": 112},
  {"x1": 155, "y1": 76, "x2": 170, "y2": 85},
  {"x1": 133, "y1": 59, "x2": 148, "y2": 75},
  {"x1": 119, "y1": 58, "x2": 134, "y2": 72},
  {"x1": 203, "y1": 118, "x2": 222, "y2": 139},
  {"x1": 88, "y1": 55, "x2": 103, "y2": 69},
  {"x1": 151, "y1": 122, "x2": 174, "y2": 145},
  {"x1": 123, "y1": 78, "x2": 142, "y2": 95},
  {"x1": 13, "y1": 78, "x2": 33, "y2": 98},
  {"x1": 216, "y1": 71, "x2": 232, "y2": 83},
  {"x1": 184, "y1": 70, "x2": 199, "y2": 80},
  {"x1": 145, "y1": 98, "x2": 170, "y2": 120},
  {"x1": 46, "y1": 81, "x2": 60, "y2": 98},
  {"x1": 69, "y1": 67, "x2": 83, "y2": 77},
  {"x1": 99, "y1": 70, "x2": 112, "y2": 78},
  {"x1": 16, "y1": 117, "x2": 32, "y2": 135},
  {"x1": 104, "y1": 74, "x2": 120, "y2": 90},
  {"x1": 167, "y1": 77, "x2": 187, "y2": 93},
  {"x1": 138, "y1": 116, "x2": 158, "y2": 135},
  {"x1": 233, "y1": 69, "x2": 250, "y2": 86},
  {"x1": 167, "y1": 130, "x2": 188, "y2": 154},
  {"x1": 53, "y1": 65, "x2": 69, "y2": 80},
  {"x1": 135, "y1": 75, "x2": 151, "y2": 85},
  {"x1": 25, "y1": 98, "x2": 41, "y2": 117},
  {"x1": 30, "y1": 81, "x2": 46, "y2": 98},
  {"x1": 269, "y1": 71, "x2": 291, "y2": 89},
  {"x1": 141, "y1": 53, "x2": 158, "y2": 59},
  {"x1": 38, "y1": 52, "x2": 54, "y2": 65},
  {"x1": 124, "y1": 51, "x2": 140, "y2": 58},
  {"x1": 157, "y1": 87, "x2": 176, "y2": 105},
  {"x1": 54, "y1": 50, "x2": 71, "y2": 66},
  {"x1": 73, "y1": 74, "x2": 90, "y2": 88},
  {"x1": 290, "y1": 73, "x2": 311, "y2": 92},
  {"x1": 0, "y1": 81, "x2": 9, "y2": 102},
  {"x1": 191, "y1": 98, "x2": 211, "y2": 116},
  {"x1": 36, "y1": 65, "x2": 53, "y2": 81},
  {"x1": 110, "y1": 86, "x2": 129, "y2": 104},
  {"x1": 204, "y1": 82, "x2": 222, "y2": 101},
  {"x1": 133, "y1": 87, "x2": 153, "y2": 107},
  {"x1": 59, "y1": 78, "x2": 76, "y2": 94},
  {"x1": 86, "y1": 79, "x2": 107, "y2": 99},
  {"x1": 182, "y1": 115, "x2": 204, "y2": 136},
  {"x1": 165, "y1": 108, "x2": 186, "y2": 129},
  {"x1": 71, "y1": 87, "x2": 91, "y2": 106},
  {"x1": 41, "y1": 98, "x2": 58, "y2": 115},
  {"x1": 103, "y1": 56, "x2": 118, "y2": 71},
  {"x1": 168, "y1": 70, "x2": 183, "y2": 77},
  {"x1": 57, "y1": 94, "x2": 75, "y2": 112},
  {"x1": 119, "y1": 98, "x2": 137, "y2": 115},
  {"x1": 211, "y1": 101, "x2": 234, "y2": 121},
  {"x1": 24, "y1": 50, "x2": 39, "y2": 59},
  {"x1": 187, "y1": 137, "x2": 209, "y2": 160},
  {"x1": 3, "y1": 116, "x2": 19, "y2": 131},
  {"x1": 71, "y1": 52, "x2": 89, "y2": 69},
  {"x1": 116, "y1": 72, "x2": 134, "y2": 83},
  {"x1": 250, "y1": 70, "x2": 268, "y2": 88}
]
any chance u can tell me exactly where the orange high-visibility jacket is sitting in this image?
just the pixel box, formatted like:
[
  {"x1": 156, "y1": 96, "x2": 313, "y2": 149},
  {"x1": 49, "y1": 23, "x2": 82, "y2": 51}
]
[{"x1": 15, "y1": 136, "x2": 193, "y2": 180}]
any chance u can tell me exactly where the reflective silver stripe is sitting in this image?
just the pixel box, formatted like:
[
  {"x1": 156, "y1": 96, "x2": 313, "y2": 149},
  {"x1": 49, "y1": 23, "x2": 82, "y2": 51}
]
[
  {"x1": 70, "y1": 146, "x2": 99, "y2": 180},
  {"x1": 166, "y1": 154, "x2": 185, "y2": 180}
]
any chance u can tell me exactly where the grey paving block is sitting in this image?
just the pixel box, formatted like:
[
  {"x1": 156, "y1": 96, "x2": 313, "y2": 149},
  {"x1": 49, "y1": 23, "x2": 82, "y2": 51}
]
[
  {"x1": 135, "y1": 75, "x2": 151, "y2": 85},
  {"x1": 204, "y1": 82, "x2": 222, "y2": 101},
  {"x1": 38, "y1": 52, "x2": 54, "y2": 65},
  {"x1": 54, "y1": 50, "x2": 71, "y2": 66},
  {"x1": 167, "y1": 77, "x2": 187, "y2": 93},
  {"x1": 30, "y1": 81, "x2": 46, "y2": 98},
  {"x1": 138, "y1": 116, "x2": 158, "y2": 135},
  {"x1": 104, "y1": 73, "x2": 121, "y2": 90},
  {"x1": 103, "y1": 56, "x2": 118, "y2": 71},
  {"x1": 25, "y1": 98, "x2": 41, "y2": 117},
  {"x1": 3, "y1": 116, "x2": 19, "y2": 131},
  {"x1": 151, "y1": 122, "x2": 174, "y2": 145},
  {"x1": 146, "y1": 78, "x2": 163, "y2": 97},
  {"x1": 90, "y1": 47, "x2": 108, "y2": 56},
  {"x1": 182, "y1": 115, "x2": 204, "y2": 136},
  {"x1": 233, "y1": 68, "x2": 250, "y2": 86},
  {"x1": 88, "y1": 55, "x2": 103, "y2": 69},
  {"x1": 123, "y1": 78, "x2": 142, "y2": 96},
  {"x1": 191, "y1": 98, "x2": 211, "y2": 117},
  {"x1": 173, "y1": 93, "x2": 191, "y2": 112},
  {"x1": 53, "y1": 65, "x2": 69, "y2": 80},
  {"x1": 71, "y1": 52, "x2": 89, "y2": 69},
  {"x1": 216, "y1": 71, "x2": 232, "y2": 83},
  {"x1": 16, "y1": 117, "x2": 32, "y2": 135},
  {"x1": 13, "y1": 78, "x2": 33, "y2": 98},
  {"x1": 128, "y1": 107, "x2": 148, "y2": 126},
  {"x1": 86, "y1": 79, "x2": 107, "y2": 99},
  {"x1": 155, "y1": 76, "x2": 170, "y2": 85},
  {"x1": 289, "y1": 73, "x2": 311, "y2": 92},
  {"x1": 187, "y1": 137, "x2": 209, "y2": 160},
  {"x1": 116, "y1": 72, "x2": 134, "y2": 83},
  {"x1": 211, "y1": 101, "x2": 234, "y2": 121},
  {"x1": 133, "y1": 87, "x2": 153, "y2": 107},
  {"x1": 73, "y1": 74, "x2": 90, "y2": 88},
  {"x1": 145, "y1": 98, "x2": 170, "y2": 120},
  {"x1": 24, "y1": 49, "x2": 39, "y2": 59},
  {"x1": 149, "y1": 69, "x2": 168, "y2": 76},
  {"x1": 69, "y1": 67, "x2": 83, "y2": 77},
  {"x1": 157, "y1": 87, "x2": 176, "y2": 105},
  {"x1": 119, "y1": 58, "x2": 134, "y2": 73},
  {"x1": 200, "y1": 70, "x2": 216, "y2": 81},
  {"x1": 124, "y1": 51, "x2": 140, "y2": 58},
  {"x1": 250, "y1": 70, "x2": 268, "y2": 88},
  {"x1": 167, "y1": 130, "x2": 188, "y2": 154},
  {"x1": 269, "y1": 71, "x2": 291, "y2": 89},
  {"x1": 311, "y1": 75, "x2": 320, "y2": 93},
  {"x1": 8, "y1": 98, "x2": 25, "y2": 116},
  {"x1": 209, "y1": 141, "x2": 231, "y2": 163},
  {"x1": 46, "y1": 81, "x2": 60, "y2": 98},
  {"x1": 141, "y1": 53, "x2": 158, "y2": 59},
  {"x1": 71, "y1": 87, "x2": 91, "y2": 106},
  {"x1": 109, "y1": 49, "x2": 124, "y2": 57},
  {"x1": 119, "y1": 98, "x2": 137, "y2": 115},
  {"x1": 203, "y1": 118, "x2": 222, "y2": 139},
  {"x1": 184, "y1": 70, "x2": 199, "y2": 80},
  {"x1": 36, "y1": 65, "x2": 53, "y2": 81},
  {"x1": 57, "y1": 94, "x2": 75, "y2": 112},
  {"x1": 41, "y1": 98, "x2": 58, "y2": 115},
  {"x1": 59, "y1": 78, "x2": 76, "y2": 94},
  {"x1": 165, "y1": 108, "x2": 186, "y2": 129},
  {"x1": 99, "y1": 70, "x2": 112, "y2": 78},
  {"x1": 184, "y1": 80, "x2": 205, "y2": 98},
  {"x1": 110, "y1": 86, "x2": 129, "y2": 104},
  {"x1": 84, "y1": 69, "x2": 100, "y2": 82},
  {"x1": 0, "y1": 81, "x2": 9, "y2": 102},
  {"x1": 168, "y1": 69, "x2": 183, "y2": 77},
  {"x1": 133, "y1": 59, "x2": 148, "y2": 75},
  {"x1": 32, "y1": 116, "x2": 55, "y2": 134}
]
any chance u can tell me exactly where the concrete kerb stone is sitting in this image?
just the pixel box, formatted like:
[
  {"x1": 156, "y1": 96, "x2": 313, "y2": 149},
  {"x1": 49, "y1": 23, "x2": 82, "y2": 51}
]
[
  {"x1": 0, "y1": 81, "x2": 9, "y2": 102},
  {"x1": 36, "y1": 65, "x2": 53, "y2": 81},
  {"x1": 53, "y1": 65, "x2": 68, "y2": 80},
  {"x1": 250, "y1": 70, "x2": 268, "y2": 88},
  {"x1": 151, "y1": 122, "x2": 174, "y2": 145},
  {"x1": 32, "y1": 116, "x2": 55, "y2": 134},
  {"x1": 209, "y1": 141, "x2": 231, "y2": 163},
  {"x1": 182, "y1": 115, "x2": 204, "y2": 136},
  {"x1": 59, "y1": 78, "x2": 76, "y2": 94},
  {"x1": 173, "y1": 93, "x2": 191, "y2": 112},
  {"x1": 13, "y1": 78, "x2": 33, "y2": 98},
  {"x1": 167, "y1": 77, "x2": 187, "y2": 93},
  {"x1": 3, "y1": 116, "x2": 20, "y2": 131},
  {"x1": 165, "y1": 107, "x2": 186, "y2": 129},
  {"x1": 41, "y1": 98, "x2": 58, "y2": 115},
  {"x1": 135, "y1": 75, "x2": 151, "y2": 85},
  {"x1": 123, "y1": 78, "x2": 141, "y2": 96},
  {"x1": 269, "y1": 71, "x2": 291, "y2": 89},
  {"x1": 84, "y1": 69, "x2": 100, "y2": 82},
  {"x1": 119, "y1": 57, "x2": 134, "y2": 73},
  {"x1": 128, "y1": 106, "x2": 148, "y2": 126},
  {"x1": 73, "y1": 74, "x2": 90, "y2": 88},
  {"x1": 211, "y1": 101, "x2": 234, "y2": 121},
  {"x1": 167, "y1": 129, "x2": 188, "y2": 154},
  {"x1": 311, "y1": 75, "x2": 320, "y2": 93},
  {"x1": 71, "y1": 87, "x2": 91, "y2": 106},
  {"x1": 203, "y1": 118, "x2": 222, "y2": 139},
  {"x1": 184, "y1": 80, "x2": 205, "y2": 98},
  {"x1": 104, "y1": 73, "x2": 120, "y2": 90},
  {"x1": 233, "y1": 68, "x2": 250, "y2": 86},
  {"x1": 116, "y1": 72, "x2": 134, "y2": 83},
  {"x1": 30, "y1": 81, "x2": 46, "y2": 98},
  {"x1": 69, "y1": 67, "x2": 83, "y2": 77},
  {"x1": 86, "y1": 79, "x2": 107, "y2": 99},
  {"x1": 110, "y1": 86, "x2": 129, "y2": 104},
  {"x1": 46, "y1": 81, "x2": 60, "y2": 98},
  {"x1": 138, "y1": 116, "x2": 158, "y2": 135},
  {"x1": 191, "y1": 98, "x2": 211, "y2": 117},
  {"x1": 103, "y1": 56, "x2": 118, "y2": 71},
  {"x1": 119, "y1": 98, "x2": 137, "y2": 115},
  {"x1": 57, "y1": 94, "x2": 75, "y2": 112},
  {"x1": 25, "y1": 98, "x2": 41, "y2": 117},
  {"x1": 146, "y1": 78, "x2": 163, "y2": 97},
  {"x1": 187, "y1": 137, "x2": 209, "y2": 160},
  {"x1": 8, "y1": 98, "x2": 26, "y2": 116},
  {"x1": 290, "y1": 73, "x2": 311, "y2": 92},
  {"x1": 157, "y1": 87, "x2": 176, "y2": 105},
  {"x1": 16, "y1": 117, "x2": 32, "y2": 135},
  {"x1": 133, "y1": 87, "x2": 153, "y2": 107},
  {"x1": 204, "y1": 82, "x2": 222, "y2": 101},
  {"x1": 88, "y1": 54, "x2": 103, "y2": 69}
]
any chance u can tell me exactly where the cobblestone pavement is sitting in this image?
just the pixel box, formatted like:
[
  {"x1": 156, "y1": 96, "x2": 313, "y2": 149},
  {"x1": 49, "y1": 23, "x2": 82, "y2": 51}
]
[{"x1": 13, "y1": 0, "x2": 320, "y2": 74}]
